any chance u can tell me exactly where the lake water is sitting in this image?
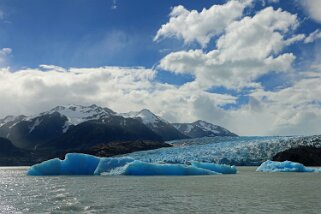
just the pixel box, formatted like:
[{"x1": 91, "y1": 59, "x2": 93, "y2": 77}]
[{"x1": 1, "y1": 167, "x2": 321, "y2": 214}]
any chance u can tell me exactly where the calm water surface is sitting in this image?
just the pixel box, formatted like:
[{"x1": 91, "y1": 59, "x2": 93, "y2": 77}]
[{"x1": 0, "y1": 167, "x2": 320, "y2": 214}]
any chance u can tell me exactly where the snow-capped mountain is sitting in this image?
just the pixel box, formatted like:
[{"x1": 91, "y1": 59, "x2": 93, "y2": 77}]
[
  {"x1": 46, "y1": 104, "x2": 115, "y2": 125},
  {"x1": 120, "y1": 109, "x2": 188, "y2": 141},
  {"x1": 120, "y1": 109, "x2": 166, "y2": 127},
  {"x1": 0, "y1": 115, "x2": 26, "y2": 128},
  {"x1": 0, "y1": 104, "x2": 240, "y2": 166},
  {"x1": 0, "y1": 105, "x2": 164, "y2": 150},
  {"x1": 0, "y1": 116, "x2": 18, "y2": 127},
  {"x1": 0, "y1": 111, "x2": 70, "y2": 149},
  {"x1": 0, "y1": 104, "x2": 116, "y2": 136},
  {"x1": 0, "y1": 115, "x2": 27, "y2": 140},
  {"x1": 172, "y1": 120, "x2": 237, "y2": 138},
  {"x1": 43, "y1": 104, "x2": 116, "y2": 133},
  {"x1": 0, "y1": 104, "x2": 236, "y2": 151}
]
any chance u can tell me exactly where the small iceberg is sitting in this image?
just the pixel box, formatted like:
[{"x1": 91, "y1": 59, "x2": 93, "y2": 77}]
[
  {"x1": 27, "y1": 153, "x2": 237, "y2": 176},
  {"x1": 256, "y1": 160, "x2": 321, "y2": 173},
  {"x1": 27, "y1": 153, "x2": 101, "y2": 176}
]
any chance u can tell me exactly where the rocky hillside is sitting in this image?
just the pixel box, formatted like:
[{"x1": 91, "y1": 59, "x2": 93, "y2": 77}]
[{"x1": 273, "y1": 146, "x2": 321, "y2": 166}]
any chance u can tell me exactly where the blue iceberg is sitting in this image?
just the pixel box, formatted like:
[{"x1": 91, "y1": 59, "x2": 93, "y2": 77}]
[
  {"x1": 27, "y1": 158, "x2": 62, "y2": 176},
  {"x1": 27, "y1": 153, "x2": 237, "y2": 176},
  {"x1": 256, "y1": 160, "x2": 321, "y2": 173},
  {"x1": 106, "y1": 161, "x2": 220, "y2": 176},
  {"x1": 27, "y1": 153, "x2": 100, "y2": 176}
]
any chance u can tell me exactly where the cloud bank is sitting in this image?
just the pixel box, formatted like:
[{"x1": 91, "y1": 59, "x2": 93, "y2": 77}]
[
  {"x1": 0, "y1": 66, "x2": 235, "y2": 126},
  {"x1": 1, "y1": 63, "x2": 321, "y2": 136}
]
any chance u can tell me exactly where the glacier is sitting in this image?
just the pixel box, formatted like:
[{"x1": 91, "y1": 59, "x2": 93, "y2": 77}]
[
  {"x1": 126, "y1": 136, "x2": 321, "y2": 165},
  {"x1": 256, "y1": 160, "x2": 321, "y2": 173},
  {"x1": 27, "y1": 153, "x2": 237, "y2": 176}
]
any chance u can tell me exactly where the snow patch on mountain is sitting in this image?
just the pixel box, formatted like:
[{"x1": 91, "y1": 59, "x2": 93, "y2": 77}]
[
  {"x1": 45, "y1": 104, "x2": 115, "y2": 126},
  {"x1": 0, "y1": 104, "x2": 116, "y2": 134},
  {"x1": 120, "y1": 109, "x2": 167, "y2": 127},
  {"x1": 33, "y1": 104, "x2": 115, "y2": 133},
  {"x1": 62, "y1": 122, "x2": 71, "y2": 134},
  {"x1": 197, "y1": 121, "x2": 220, "y2": 134},
  {"x1": 0, "y1": 116, "x2": 16, "y2": 127},
  {"x1": 185, "y1": 124, "x2": 193, "y2": 133},
  {"x1": 0, "y1": 115, "x2": 26, "y2": 128},
  {"x1": 195, "y1": 120, "x2": 230, "y2": 135},
  {"x1": 29, "y1": 119, "x2": 42, "y2": 133}
]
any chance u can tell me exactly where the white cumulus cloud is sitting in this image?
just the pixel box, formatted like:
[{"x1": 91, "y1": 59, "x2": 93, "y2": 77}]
[
  {"x1": 159, "y1": 7, "x2": 301, "y2": 89},
  {"x1": 154, "y1": 0, "x2": 252, "y2": 47},
  {"x1": 304, "y1": 29, "x2": 321, "y2": 43}
]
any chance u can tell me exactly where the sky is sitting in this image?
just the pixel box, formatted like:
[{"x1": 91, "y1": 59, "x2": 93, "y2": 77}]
[{"x1": 0, "y1": 0, "x2": 321, "y2": 136}]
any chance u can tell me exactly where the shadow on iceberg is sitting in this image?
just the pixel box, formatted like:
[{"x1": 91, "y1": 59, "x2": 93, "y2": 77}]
[
  {"x1": 27, "y1": 153, "x2": 237, "y2": 176},
  {"x1": 256, "y1": 160, "x2": 321, "y2": 173}
]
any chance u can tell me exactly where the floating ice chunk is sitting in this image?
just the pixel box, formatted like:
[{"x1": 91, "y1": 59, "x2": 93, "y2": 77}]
[
  {"x1": 191, "y1": 162, "x2": 237, "y2": 174},
  {"x1": 256, "y1": 160, "x2": 321, "y2": 173},
  {"x1": 27, "y1": 153, "x2": 100, "y2": 176},
  {"x1": 107, "y1": 160, "x2": 220, "y2": 176},
  {"x1": 27, "y1": 153, "x2": 237, "y2": 176},
  {"x1": 94, "y1": 157, "x2": 135, "y2": 175},
  {"x1": 27, "y1": 158, "x2": 62, "y2": 176}
]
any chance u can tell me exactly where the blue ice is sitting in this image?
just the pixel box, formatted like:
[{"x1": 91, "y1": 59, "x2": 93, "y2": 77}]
[
  {"x1": 191, "y1": 161, "x2": 237, "y2": 174},
  {"x1": 27, "y1": 153, "x2": 237, "y2": 176},
  {"x1": 256, "y1": 160, "x2": 321, "y2": 173},
  {"x1": 128, "y1": 136, "x2": 321, "y2": 166},
  {"x1": 107, "y1": 161, "x2": 220, "y2": 176},
  {"x1": 94, "y1": 157, "x2": 135, "y2": 175},
  {"x1": 27, "y1": 153, "x2": 100, "y2": 176},
  {"x1": 27, "y1": 158, "x2": 62, "y2": 176}
]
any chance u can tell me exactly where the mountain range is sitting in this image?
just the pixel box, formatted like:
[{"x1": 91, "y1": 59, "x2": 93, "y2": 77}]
[{"x1": 0, "y1": 104, "x2": 237, "y2": 165}]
